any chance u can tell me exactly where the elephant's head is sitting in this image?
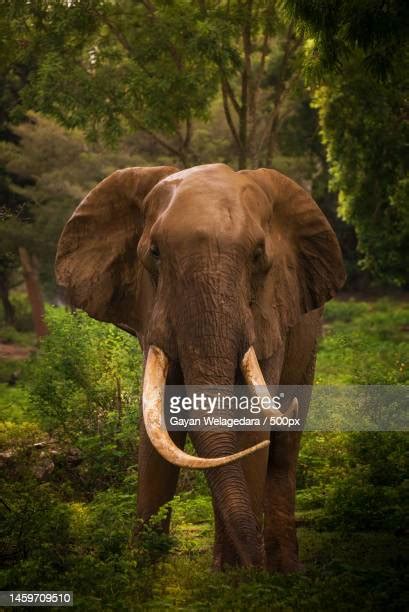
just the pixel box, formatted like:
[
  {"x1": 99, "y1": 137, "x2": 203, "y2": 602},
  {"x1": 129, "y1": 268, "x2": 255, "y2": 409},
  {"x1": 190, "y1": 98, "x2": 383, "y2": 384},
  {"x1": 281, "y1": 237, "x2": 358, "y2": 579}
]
[{"x1": 56, "y1": 164, "x2": 345, "y2": 467}]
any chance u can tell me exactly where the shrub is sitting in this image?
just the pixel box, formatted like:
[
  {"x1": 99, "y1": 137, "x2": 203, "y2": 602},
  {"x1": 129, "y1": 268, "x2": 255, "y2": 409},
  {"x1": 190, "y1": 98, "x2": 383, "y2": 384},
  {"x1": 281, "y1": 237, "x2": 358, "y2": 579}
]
[
  {"x1": 323, "y1": 476, "x2": 408, "y2": 532},
  {"x1": 323, "y1": 433, "x2": 409, "y2": 532},
  {"x1": 301, "y1": 432, "x2": 409, "y2": 532},
  {"x1": 0, "y1": 481, "x2": 72, "y2": 589},
  {"x1": 25, "y1": 307, "x2": 143, "y2": 491}
]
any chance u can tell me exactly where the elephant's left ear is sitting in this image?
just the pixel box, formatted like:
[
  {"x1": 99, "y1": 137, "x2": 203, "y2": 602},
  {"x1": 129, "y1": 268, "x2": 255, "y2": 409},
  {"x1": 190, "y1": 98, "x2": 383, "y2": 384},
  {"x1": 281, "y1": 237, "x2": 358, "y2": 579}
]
[{"x1": 241, "y1": 168, "x2": 346, "y2": 330}]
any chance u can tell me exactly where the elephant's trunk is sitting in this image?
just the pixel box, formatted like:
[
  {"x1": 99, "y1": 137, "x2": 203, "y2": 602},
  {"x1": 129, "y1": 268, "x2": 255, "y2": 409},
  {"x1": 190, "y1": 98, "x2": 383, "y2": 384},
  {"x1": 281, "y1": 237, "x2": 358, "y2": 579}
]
[
  {"x1": 175, "y1": 315, "x2": 266, "y2": 565},
  {"x1": 143, "y1": 275, "x2": 269, "y2": 566},
  {"x1": 191, "y1": 429, "x2": 265, "y2": 567}
]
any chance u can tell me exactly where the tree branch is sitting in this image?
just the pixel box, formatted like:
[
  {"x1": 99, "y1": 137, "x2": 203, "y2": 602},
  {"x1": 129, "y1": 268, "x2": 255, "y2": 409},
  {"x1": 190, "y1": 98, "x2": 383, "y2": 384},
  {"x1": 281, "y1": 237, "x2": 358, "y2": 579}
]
[
  {"x1": 97, "y1": 12, "x2": 134, "y2": 55},
  {"x1": 238, "y1": 0, "x2": 253, "y2": 167},
  {"x1": 221, "y1": 80, "x2": 242, "y2": 152},
  {"x1": 142, "y1": 126, "x2": 188, "y2": 162},
  {"x1": 220, "y1": 73, "x2": 241, "y2": 115},
  {"x1": 264, "y1": 24, "x2": 301, "y2": 165},
  {"x1": 248, "y1": 27, "x2": 271, "y2": 153},
  {"x1": 140, "y1": 0, "x2": 183, "y2": 69}
]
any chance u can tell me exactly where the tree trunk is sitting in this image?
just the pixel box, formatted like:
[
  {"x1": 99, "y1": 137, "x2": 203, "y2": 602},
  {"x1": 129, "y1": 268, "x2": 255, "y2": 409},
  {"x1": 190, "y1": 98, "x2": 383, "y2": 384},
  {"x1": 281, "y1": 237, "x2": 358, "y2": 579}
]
[
  {"x1": 18, "y1": 247, "x2": 48, "y2": 338},
  {"x1": 0, "y1": 275, "x2": 15, "y2": 326}
]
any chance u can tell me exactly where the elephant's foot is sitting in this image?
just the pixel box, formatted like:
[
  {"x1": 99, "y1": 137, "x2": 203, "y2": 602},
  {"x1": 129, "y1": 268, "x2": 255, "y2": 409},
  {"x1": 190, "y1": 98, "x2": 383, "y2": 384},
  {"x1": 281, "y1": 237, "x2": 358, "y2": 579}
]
[
  {"x1": 212, "y1": 532, "x2": 264, "y2": 570},
  {"x1": 264, "y1": 533, "x2": 303, "y2": 574},
  {"x1": 212, "y1": 535, "x2": 237, "y2": 570},
  {"x1": 266, "y1": 554, "x2": 305, "y2": 574}
]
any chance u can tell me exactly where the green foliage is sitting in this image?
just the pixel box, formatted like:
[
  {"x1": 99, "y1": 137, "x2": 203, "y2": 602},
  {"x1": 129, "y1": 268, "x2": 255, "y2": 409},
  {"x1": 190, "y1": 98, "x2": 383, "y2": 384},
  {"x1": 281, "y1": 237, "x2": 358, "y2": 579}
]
[
  {"x1": 283, "y1": 0, "x2": 409, "y2": 284},
  {"x1": 323, "y1": 472, "x2": 408, "y2": 533},
  {"x1": 25, "y1": 306, "x2": 142, "y2": 491},
  {"x1": 301, "y1": 300, "x2": 409, "y2": 532},
  {"x1": 0, "y1": 306, "x2": 155, "y2": 604},
  {"x1": 1, "y1": 1, "x2": 220, "y2": 145},
  {"x1": 0, "y1": 481, "x2": 72, "y2": 590},
  {"x1": 0, "y1": 386, "x2": 30, "y2": 421},
  {"x1": 317, "y1": 299, "x2": 409, "y2": 384},
  {"x1": 1, "y1": 480, "x2": 155, "y2": 605},
  {"x1": 0, "y1": 291, "x2": 34, "y2": 385},
  {"x1": 299, "y1": 432, "x2": 409, "y2": 533},
  {"x1": 0, "y1": 113, "x2": 142, "y2": 295},
  {"x1": 284, "y1": 0, "x2": 409, "y2": 81},
  {"x1": 312, "y1": 58, "x2": 409, "y2": 284},
  {"x1": 0, "y1": 0, "x2": 318, "y2": 173},
  {"x1": 147, "y1": 530, "x2": 407, "y2": 611},
  {"x1": 298, "y1": 433, "x2": 350, "y2": 492},
  {"x1": 0, "y1": 290, "x2": 33, "y2": 332}
]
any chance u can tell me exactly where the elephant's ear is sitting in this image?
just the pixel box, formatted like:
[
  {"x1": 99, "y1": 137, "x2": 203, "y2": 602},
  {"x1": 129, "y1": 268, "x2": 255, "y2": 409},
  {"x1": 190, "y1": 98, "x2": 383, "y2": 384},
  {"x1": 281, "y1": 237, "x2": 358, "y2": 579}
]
[
  {"x1": 241, "y1": 169, "x2": 346, "y2": 350},
  {"x1": 55, "y1": 166, "x2": 178, "y2": 334}
]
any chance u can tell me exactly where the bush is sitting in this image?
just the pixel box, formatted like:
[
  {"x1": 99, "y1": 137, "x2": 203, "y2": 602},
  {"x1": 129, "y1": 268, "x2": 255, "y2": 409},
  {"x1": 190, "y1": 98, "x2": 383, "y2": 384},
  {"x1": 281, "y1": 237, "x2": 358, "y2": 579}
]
[
  {"x1": 322, "y1": 433, "x2": 409, "y2": 532},
  {"x1": 70, "y1": 489, "x2": 136, "y2": 558},
  {"x1": 25, "y1": 307, "x2": 143, "y2": 491},
  {"x1": 322, "y1": 476, "x2": 408, "y2": 532},
  {"x1": 0, "y1": 481, "x2": 72, "y2": 589},
  {"x1": 0, "y1": 387, "x2": 31, "y2": 423},
  {"x1": 298, "y1": 433, "x2": 350, "y2": 491},
  {"x1": 299, "y1": 432, "x2": 409, "y2": 532},
  {"x1": 0, "y1": 359, "x2": 27, "y2": 385},
  {"x1": 0, "y1": 481, "x2": 156, "y2": 606}
]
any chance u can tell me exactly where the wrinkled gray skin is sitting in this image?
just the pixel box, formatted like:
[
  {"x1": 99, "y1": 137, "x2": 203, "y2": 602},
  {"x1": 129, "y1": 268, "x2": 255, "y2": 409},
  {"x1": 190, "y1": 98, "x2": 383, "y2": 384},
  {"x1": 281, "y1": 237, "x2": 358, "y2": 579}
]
[{"x1": 56, "y1": 164, "x2": 345, "y2": 572}]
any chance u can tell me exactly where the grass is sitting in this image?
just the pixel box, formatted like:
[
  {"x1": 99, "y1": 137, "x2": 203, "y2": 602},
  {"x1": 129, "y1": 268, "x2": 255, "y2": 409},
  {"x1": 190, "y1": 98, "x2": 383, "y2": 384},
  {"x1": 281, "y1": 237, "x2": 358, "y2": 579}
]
[
  {"x1": 142, "y1": 486, "x2": 408, "y2": 611},
  {"x1": 317, "y1": 298, "x2": 409, "y2": 384},
  {"x1": 145, "y1": 530, "x2": 407, "y2": 611}
]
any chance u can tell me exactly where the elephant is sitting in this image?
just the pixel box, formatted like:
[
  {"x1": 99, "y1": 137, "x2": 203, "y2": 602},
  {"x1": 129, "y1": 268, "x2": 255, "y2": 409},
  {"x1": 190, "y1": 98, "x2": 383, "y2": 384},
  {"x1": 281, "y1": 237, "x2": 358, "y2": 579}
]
[{"x1": 55, "y1": 163, "x2": 345, "y2": 572}]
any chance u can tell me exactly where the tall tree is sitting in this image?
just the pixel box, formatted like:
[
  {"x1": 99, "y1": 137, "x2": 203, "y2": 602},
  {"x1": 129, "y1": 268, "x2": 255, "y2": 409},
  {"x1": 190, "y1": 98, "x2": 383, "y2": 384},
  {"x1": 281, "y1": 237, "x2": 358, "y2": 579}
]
[
  {"x1": 200, "y1": 1, "x2": 303, "y2": 168},
  {"x1": 1, "y1": 0, "x2": 221, "y2": 166},
  {"x1": 283, "y1": 0, "x2": 409, "y2": 80},
  {"x1": 18, "y1": 246, "x2": 48, "y2": 337},
  {"x1": 0, "y1": 112, "x2": 140, "y2": 296},
  {"x1": 312, "y1": 55, "x2": 409, "y2": 284},
  {"x1": 282, "y1": 0, "x2": 409, "y2": 284},
  {"x1": 0, "y1": 0, "x2": 40, "y2": 322},
  {"x1": 1, "y1": 1, "x2": 308, "y2": 169}
]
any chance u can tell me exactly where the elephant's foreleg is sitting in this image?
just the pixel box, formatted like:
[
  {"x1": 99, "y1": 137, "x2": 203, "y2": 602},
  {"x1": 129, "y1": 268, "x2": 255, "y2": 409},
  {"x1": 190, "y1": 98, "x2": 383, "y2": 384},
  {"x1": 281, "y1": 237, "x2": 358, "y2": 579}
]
[
  {"x1": 135, "y1": 420, "x2": 186, "y2": 536},
  {"x1": 263, "y1": 313, "x2": 319, "y2": 572},
  {"x1": 263, "y1": 430, "x2": 303, "y2": 573}
]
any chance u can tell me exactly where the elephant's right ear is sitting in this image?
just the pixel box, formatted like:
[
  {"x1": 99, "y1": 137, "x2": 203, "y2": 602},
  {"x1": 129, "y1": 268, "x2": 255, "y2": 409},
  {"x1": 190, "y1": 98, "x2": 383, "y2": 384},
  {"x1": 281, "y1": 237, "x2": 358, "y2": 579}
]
[{"x1": 55, "y1": 166, "x2": 178, "y2": 333}]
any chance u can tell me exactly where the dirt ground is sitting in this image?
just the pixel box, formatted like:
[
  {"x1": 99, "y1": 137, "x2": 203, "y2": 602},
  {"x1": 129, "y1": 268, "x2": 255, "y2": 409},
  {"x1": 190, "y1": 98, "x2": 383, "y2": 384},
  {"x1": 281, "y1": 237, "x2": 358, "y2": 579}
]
[{"x1": 0, "y1": 342, "x2": 33, "y2": 361}]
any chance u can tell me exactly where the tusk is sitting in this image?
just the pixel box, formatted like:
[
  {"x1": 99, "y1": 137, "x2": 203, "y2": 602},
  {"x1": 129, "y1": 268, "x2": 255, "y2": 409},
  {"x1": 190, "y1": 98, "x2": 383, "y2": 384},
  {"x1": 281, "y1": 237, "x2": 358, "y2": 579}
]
[
  {"x1": 143, "y1": 345, "x2": 270, "y2": 470},
  {"x1": 241, "y1": 346, "x2": 299, "y2": 418}
]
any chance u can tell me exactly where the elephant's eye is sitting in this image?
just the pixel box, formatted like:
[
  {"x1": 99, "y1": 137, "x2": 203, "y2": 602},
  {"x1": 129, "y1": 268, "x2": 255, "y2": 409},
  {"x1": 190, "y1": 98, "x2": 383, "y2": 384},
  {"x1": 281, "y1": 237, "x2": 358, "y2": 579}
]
[
  {"x1": 253, "y1": 244, "x2": 264, "y2": 264},
  {"x1": 252, "y1": 240, "x2": 271, "y2": 273},
  {"x1": 150, "y1": 244, "x2": 160, "y2": 259}
]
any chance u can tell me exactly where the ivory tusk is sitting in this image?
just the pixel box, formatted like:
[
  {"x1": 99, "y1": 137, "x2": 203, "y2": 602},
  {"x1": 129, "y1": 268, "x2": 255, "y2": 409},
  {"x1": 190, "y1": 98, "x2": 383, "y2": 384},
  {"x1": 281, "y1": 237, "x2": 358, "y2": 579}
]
[
  {"x1": 142, "y1": 345, "x2": 270, "y2": 469},
  {"x1": 241, "y1": 346, "x2": 299, "y2": 418}
]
